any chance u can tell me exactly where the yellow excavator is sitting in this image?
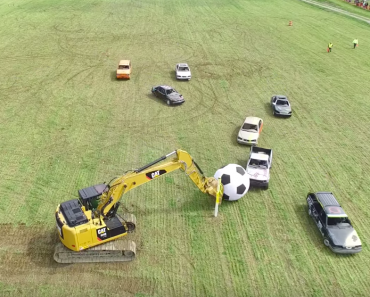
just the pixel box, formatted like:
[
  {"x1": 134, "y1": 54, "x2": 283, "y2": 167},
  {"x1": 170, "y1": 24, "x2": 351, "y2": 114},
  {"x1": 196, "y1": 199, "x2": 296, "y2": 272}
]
[{"x1": 54, "y1": 149, "x2": 223, "y2": 263}]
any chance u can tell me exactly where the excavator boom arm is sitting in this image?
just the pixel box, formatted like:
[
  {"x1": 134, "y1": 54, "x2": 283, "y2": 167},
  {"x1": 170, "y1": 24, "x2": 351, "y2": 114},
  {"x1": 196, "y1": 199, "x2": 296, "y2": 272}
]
[{"x1": 96, "y1": 150, "x2": 218, "y2": 217}]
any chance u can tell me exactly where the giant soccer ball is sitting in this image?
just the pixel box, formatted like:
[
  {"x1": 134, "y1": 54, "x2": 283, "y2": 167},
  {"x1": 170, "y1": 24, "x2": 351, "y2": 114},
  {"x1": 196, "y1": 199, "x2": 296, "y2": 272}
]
[{"x1": 214, "y1": 164, "x2": 250, "y2": 201}]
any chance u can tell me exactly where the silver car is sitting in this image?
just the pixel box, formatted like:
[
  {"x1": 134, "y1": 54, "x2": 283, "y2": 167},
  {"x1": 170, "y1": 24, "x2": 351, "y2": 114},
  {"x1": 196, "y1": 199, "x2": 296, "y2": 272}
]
[
  {"x1": 271, "y1": 95, "x2": 292, "y2": 117},
  {"x1": 176, "y1": 63, "x2": 191, "y2": 80}
]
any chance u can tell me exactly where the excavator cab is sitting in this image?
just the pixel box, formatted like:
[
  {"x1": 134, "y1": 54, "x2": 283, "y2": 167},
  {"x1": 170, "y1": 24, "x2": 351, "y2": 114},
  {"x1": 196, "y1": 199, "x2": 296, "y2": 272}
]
[{"x1": 78, "y1": 184, "x2": 107, "y2": 210}]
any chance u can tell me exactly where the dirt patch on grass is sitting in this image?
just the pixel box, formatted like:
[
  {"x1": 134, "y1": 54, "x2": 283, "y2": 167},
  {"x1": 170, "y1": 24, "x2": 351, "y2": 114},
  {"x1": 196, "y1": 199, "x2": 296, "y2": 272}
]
[{"x1": 0, "y1": 224, "x2": 153, "y2": 296}]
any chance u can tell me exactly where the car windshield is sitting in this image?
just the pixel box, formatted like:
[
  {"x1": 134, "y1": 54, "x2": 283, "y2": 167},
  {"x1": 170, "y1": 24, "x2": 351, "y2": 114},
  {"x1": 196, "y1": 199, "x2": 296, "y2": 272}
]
[
  {"x1": 249, "y1": 159, "x2": 267, "y2": 168},
  {"x1": 276, "y1": 100, "x2": 289, "y2": 106},
  {"x1": 166, "y1": 88, "x2": 176, "y2": 95},
  {"x1": 119, "y1": 65, "x2": 130, "y2": 69},
  {"x1": 327, "y1": 217, "x2": 350, "y2": 226},
  {"x1": 242, "y1": 123, "x2": 258, "y2": 132},
  {"x1": 179, "y1": 67, "x2": 189, "y2": 71}
]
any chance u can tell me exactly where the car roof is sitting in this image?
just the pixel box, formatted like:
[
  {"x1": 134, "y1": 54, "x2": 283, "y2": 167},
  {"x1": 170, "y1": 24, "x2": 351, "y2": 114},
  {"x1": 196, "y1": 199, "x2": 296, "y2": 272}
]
[
  {"x1": 158, "y1": 85, "x2": 174, "y2": 90},
  {"x1": 315, "y1": 192, "x2": 340, "y2": 206},
  {"x1": 251, "y1": 153, "x2": 269, "y2": 161},
  {"x1": 275, "y1": 95, "x2": 288, "y2": 100},
  {"x1": 244, "y1": 117, "x2": 262, "y2": 125},
  {"x1": 119, "y1": 60, "x2": 130, "y2": 65},
  {"x1": 177, "y1": 63, "x2": 189, "y2": 67},
  {"x1": 324, "y1": 206, "x2": 347, "y2": 217},
  {"x1": 315, "y1": 192, "x2": 348, "y2": 217}
]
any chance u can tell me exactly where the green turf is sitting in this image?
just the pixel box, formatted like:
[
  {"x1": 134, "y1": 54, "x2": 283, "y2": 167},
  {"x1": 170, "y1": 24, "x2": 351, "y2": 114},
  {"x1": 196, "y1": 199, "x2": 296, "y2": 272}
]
[{"x1": 0, "y1": 0, "x2": 370, "y2": 296}]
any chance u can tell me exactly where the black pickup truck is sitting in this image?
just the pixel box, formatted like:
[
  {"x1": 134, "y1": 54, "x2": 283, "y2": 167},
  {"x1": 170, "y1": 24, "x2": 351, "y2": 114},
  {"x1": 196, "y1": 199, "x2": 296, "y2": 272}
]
[{"x1": 306, "y1": 192, "x2": 362, "y2": 254}]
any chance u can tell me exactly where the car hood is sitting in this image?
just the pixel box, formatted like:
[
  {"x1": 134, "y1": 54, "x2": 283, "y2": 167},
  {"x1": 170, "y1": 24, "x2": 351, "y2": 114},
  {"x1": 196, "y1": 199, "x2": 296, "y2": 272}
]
[
  {"x1": 167, "y1": 93, "x2": 184, "y2": 101},
  {"x1": 177, "y1": 70, "x2": 191, "y2": 76},
  {"x1": 238, "y1": 130, "x2": 259, "y2": 140},
  {"x1": 117, "y1": 69, "x2": 130, "y2": 75},
  {"x1": 328, "y1": 226, "x2": 361, "y2": 247},
  {"x1": 275, "y1": 105, "x2": 291, "y2": 113},
  {"x1": 247, "y1": 167, "x2": 269, "y2": 180}
]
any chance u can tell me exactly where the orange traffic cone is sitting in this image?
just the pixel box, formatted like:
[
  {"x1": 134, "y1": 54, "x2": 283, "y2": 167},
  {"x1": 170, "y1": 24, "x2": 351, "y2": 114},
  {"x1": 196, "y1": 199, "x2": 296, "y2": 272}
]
[{"x1": 289, "y1": 21, "x2": 293, "y2": 26}]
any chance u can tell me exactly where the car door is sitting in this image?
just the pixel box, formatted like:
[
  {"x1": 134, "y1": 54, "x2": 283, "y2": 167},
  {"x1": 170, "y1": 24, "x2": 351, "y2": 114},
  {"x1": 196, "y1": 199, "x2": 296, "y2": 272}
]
[
  {"x1": 317, "y1": 208, "x2": 327, "y2": 236},
  {"x1": 310, "y1": 200, "x2": 321, "y2": 223},
  {"x1": 157, "y1": 87, "x2": 165, "y2": 100}
]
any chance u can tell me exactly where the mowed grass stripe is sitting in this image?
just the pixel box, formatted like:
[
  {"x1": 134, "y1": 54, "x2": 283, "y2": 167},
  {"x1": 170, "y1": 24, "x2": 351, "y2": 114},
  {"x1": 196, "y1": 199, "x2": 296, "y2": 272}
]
[{"x1": 221, "y1": 202, "x2": 261, "y2": 297}]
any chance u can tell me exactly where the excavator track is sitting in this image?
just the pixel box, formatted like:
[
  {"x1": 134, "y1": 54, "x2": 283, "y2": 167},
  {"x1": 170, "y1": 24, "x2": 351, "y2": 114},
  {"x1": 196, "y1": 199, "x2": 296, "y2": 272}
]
[
  {"x1": 54, "y1": 239, "x2": 136, "y2": 263},
  {"x1": 54, "y1": 213, "x2": 137, "y2": 264}
]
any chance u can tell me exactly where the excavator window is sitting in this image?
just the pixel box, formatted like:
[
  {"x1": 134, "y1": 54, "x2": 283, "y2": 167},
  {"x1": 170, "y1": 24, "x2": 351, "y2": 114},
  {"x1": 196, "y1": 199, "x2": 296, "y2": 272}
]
[{"x1": 78, "y1": 184, "x2": 107, "y2": 210}]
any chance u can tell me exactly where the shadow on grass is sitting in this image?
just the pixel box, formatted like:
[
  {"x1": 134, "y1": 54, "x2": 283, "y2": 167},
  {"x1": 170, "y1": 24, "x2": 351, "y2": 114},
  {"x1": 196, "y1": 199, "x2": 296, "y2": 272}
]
[
  {"x1": 247, "y1": 186, "x2": 267, "y2": 193},
  {"x1": 145, "y1": 93, "x2": 167, "y2": 106},
  {"x1": 168, "y1": 70, "x2": 177, "y2": 82},
  {"x1": 236, "y1": 157, "x2": 248, "y2": 168},
  {"x1": 110, "y1": 71, "x2": 117, "y2": 81},
  {"x1": 145, "y1": 93, "x2": 185, "y2": 107},
  {"x1": 264, "y1": 102, "x2": 273, "y2": 117},
  {"x1": 231, "y1": 126, "x2": 240, "y2": 146}
]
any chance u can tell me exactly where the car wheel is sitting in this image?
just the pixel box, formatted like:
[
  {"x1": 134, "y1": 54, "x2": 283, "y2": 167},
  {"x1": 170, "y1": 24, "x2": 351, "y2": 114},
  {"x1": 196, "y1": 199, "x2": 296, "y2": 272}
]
[
  {"x1": 166, "y1": 99, "x2": 171, "y2": 106},
  {"x1": 324, "y1": 238, "x2": 330, "y2": 247},
  {"x1": 264, "y1": 184, "x2": 269, "y2": 190}
]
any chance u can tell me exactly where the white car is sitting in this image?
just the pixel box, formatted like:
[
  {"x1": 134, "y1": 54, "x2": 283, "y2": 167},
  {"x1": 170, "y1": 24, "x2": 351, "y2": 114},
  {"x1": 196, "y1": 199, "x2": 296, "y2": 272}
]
[
  {"x1": 176, "y1": 63, "x2": 191, "y2": 80},
  {"x1": 237, "y1": 117, "x2": 263, "y2": 145}
]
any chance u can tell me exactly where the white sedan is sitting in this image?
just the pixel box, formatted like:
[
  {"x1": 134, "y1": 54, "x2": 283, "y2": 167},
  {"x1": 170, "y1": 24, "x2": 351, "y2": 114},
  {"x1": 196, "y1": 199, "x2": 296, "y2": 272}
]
[
  {"x1": 237, "y1": 117, "x2": 263, "y2": 145},
  {"x1": 176, "y1": 63, "x2": 191, "y2": 80}
]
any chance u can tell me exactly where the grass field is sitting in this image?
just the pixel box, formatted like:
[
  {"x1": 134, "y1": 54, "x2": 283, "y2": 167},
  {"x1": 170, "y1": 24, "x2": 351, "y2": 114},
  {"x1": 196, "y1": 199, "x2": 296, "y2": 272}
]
[{"x1": 1, "y1": 0, "x2": 370, "y2": 296}]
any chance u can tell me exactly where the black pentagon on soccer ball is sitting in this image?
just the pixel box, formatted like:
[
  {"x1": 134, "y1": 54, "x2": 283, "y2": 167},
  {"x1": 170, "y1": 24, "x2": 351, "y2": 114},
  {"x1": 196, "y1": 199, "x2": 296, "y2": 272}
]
[
  {"x1": 223, "y1": 193, "x2": 230, "y2": 200},
  {"x1": 221, "y1": 174, "x2": 231, "y2": 185},
  {"x1": 237, "y1": 184, "x2": 246, "y2": 195},
  {"x1": 236, "y1": 166, "x2": 245, "y2": 176}
]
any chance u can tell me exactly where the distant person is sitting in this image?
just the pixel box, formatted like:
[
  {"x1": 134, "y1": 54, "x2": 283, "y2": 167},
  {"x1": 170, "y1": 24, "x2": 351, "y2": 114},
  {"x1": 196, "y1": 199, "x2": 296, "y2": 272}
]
[
  {"x1": 328, "y1": 42, "x2": 333, "y2": 52},
  {"x1": 353, "y1": 39, "x2": 359, "y2": 48}
]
